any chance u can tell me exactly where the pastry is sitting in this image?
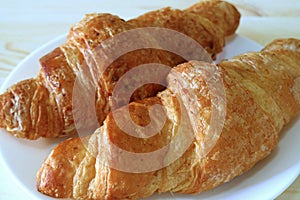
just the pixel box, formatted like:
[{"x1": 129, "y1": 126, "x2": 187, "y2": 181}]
[
  {"x1": 36, "y1": 38, "x2": 300, "y2": 199},
  {"x1": 0, "y1": 0, "x2": 240, "y2": 139}
]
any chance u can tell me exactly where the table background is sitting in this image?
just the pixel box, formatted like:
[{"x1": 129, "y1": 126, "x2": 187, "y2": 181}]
[{"x1": 0, "y1": 0, "x2": 299, "y2": 199}]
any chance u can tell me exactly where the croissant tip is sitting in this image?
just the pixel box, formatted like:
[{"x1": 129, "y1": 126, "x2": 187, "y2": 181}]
[
  {"x1": 36, "y1": 164, "x2": 68, "y2": 198},
  {"x1": 36, "y1": 157, "x2": 69, "y2": 198},
  {"x1": 36, "y1": 138, "x2": 84, "y2": 198},
  {"x1": 0, "y1": 93, "x2": 8, "y2": 129}
]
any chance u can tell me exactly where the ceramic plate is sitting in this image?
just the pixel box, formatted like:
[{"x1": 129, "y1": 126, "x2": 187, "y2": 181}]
[{"x1": 0, "y1": 33, "x2": 299, "y2": 200}]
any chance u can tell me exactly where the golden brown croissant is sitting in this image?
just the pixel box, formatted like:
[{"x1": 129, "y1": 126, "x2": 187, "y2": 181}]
[
  {"x1": 186, "y1": 0, "x2": 240, "y2": 36},
  {"x1": 0, "y1": 0, "x2": 240, "y2": 139},
  {"x1": 36, "y1": 38, "x2": 300, "y2": 199}
]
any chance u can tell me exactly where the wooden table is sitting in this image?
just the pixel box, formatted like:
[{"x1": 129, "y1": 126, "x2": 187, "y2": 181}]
[{"x1": 0, "y1": 0, "x2": 299, "y2": 199}]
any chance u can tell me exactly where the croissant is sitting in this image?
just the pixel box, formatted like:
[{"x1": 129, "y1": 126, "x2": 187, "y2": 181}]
[
  {"x1": 0, "y1": 0, "x2": 240, "y2": 139},
  {"x1": 36, "y1": 38, "x2": 300, "y2": 199}
]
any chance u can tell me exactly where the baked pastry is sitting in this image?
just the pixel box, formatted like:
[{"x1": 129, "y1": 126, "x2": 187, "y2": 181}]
[
  {"x1": 0, "y1": 0, "x2": 240, "y2": 139},
  {"x1": 36, "y1": 38, "x2": 300, "y2": 199},
  {"x1": 186, "y1": 0, "x2": 240, "y2": 36}
]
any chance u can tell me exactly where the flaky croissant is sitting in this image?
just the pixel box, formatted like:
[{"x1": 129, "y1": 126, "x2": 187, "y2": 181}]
[
  {"x1": 36, "y1": 38, "x2": 300, "y2": 199},
  {"x1": 0, "y1": 0, "x2": 240, "y2": 139}
]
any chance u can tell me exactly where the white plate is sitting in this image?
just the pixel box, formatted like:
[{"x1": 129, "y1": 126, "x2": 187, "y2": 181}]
[{"x1": 0, "y1": 33, "x2": 300, "y2": 200}]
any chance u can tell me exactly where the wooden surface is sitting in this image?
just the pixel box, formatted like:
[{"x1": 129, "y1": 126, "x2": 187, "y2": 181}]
[{"x1": 0, "y1": 0, "x2": 299, "y2": 199}]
